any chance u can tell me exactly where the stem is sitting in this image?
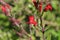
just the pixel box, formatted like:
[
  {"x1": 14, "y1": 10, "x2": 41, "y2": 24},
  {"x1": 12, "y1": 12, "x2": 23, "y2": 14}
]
[
  {"x1": 42, "y1": 32, "x2": 45, "y2": 40},
  {"x1": 29, "y1": 24, "x2": 33, "y2": 40},
  {"x1": 40, "y1": 16, "x2": 45, "y2": 40},
  {"x1": 29, "y1": 37, "x2": 32, "y2": 40},
  {"x1": 40, "y1": 6, "x2": 45, "y2": 40},
  {"x1": 42, "y1": 27, "x2": 45, "y2": 40}
]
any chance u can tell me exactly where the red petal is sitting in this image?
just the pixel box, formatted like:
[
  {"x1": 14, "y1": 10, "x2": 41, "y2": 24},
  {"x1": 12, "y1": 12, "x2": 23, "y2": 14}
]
[
  {"x1": 44, "y1": 6, "x2": 49, "y2": 11},
  {"x1": 29, "y1": 16, "x2": 34, "y2": 21},
  {"x1": 44, "y1": 4, "x2": 52, "y2": 11},
  {"x1": 33, "y1": 21, "x2": 37, "y2": 26},
  {"x1": 47, "y1": 4, "x2": 52, "y2": 11}
]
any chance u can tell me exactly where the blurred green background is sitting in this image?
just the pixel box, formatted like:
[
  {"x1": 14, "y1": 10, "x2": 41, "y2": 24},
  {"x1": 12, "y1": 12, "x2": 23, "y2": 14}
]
[{"x1": 0, "y1": 0, "x2": 60, "y2": 40}]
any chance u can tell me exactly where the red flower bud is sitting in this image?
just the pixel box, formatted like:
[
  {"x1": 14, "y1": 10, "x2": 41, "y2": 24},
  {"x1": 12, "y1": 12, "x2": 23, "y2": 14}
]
[
  {"x1": 38, "y1": 2, "x2": 43, "y2": 12},
  {"x1": 44, "y1": 4, "x2": 52, "y2": 11},
  {"x1": 32, "y1": 0, "x2": 38, "y2": 9},
  {"x1": 47, "y1": 4, "x2": 52, "y2": 11}
]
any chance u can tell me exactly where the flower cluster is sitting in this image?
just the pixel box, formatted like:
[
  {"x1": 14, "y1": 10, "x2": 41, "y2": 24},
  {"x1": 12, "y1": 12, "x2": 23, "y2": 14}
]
[
  {"x1": 32, "y1": 0, "x2": 52, "y2": 12},
  {"x1": 1, "y1": 1, "x2": 20, "y2": 26}
]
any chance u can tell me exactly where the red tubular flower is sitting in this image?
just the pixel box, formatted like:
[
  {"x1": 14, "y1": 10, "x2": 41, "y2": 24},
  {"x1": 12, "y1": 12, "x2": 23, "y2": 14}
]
[
  {"x1": 44, "y1": 4, "x2": 52, "y2": 11},
  {"x1": 32, "y1": 0, "x2": 43, "y2": 12},
  {"x1": 27, "y1": 16, "x2": 37, "y2": 26},
  {"x1": 47, "y1": 4, "x2": 52, "y2": 11},
  {"x1": 38, "y1": 2, "x2": 42, "y2": 12},
  {"x1": 32, "y1": 0, "x2": 38, "y2": 9},
  {"x1": 1, "y1": 5, "x2": 11, "y2": 16}
]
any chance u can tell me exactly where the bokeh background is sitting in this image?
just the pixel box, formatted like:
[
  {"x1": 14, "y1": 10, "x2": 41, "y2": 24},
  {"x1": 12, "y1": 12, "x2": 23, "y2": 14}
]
[{"x1": 0, "y1": 0, "x2": 60, "y2": 40}]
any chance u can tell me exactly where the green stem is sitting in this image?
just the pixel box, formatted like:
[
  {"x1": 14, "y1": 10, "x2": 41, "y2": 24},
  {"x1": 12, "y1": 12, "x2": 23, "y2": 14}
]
[{"x1": 40, "y1": 6, "x2": 45, "y2": 40}]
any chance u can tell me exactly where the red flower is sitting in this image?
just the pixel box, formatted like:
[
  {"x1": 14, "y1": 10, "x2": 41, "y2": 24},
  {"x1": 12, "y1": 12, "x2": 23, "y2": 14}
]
[
  {"x1": 27, "y1": 16, "x2": 37, "y2": 26},
  {"x1": 32, "y1": 0, "x2": 38, "y2": 9},
  {"x1": 44, "y1": 4, "x2": 52, "y2": 11},
  {"x1": 38, "y1": 2, "x2": 43, "y2": 12},
  {"x1": 32, "y1": 0, "x2": 43, "y2": 12},
  {"x1": 1, "y1": 5, "x2": 11, "y2": 16}
]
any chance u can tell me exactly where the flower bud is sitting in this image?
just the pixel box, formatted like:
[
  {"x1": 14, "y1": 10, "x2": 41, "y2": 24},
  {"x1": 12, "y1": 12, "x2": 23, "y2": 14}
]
[
  {"x1": 32, "y1": 0, "x2": 38, "y2": 9},
  {"x1": 44, "y1": 4, "x2": 52, "y2": 11},
  {"x1": 38, "y1": 2, "x2": 43, "y2": 12}
]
